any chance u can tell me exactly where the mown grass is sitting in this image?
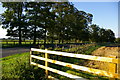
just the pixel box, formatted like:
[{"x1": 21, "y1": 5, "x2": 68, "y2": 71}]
[{"x1": 1, "y1": 52, "x2": 47, "y2": 80}]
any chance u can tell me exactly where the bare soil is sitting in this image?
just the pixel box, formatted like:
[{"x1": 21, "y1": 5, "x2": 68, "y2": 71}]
[
  {"x1": 92, "y1": 46, "x2": 120, "y2": 58},
  {"x1": 86, "y1": 46, "x2": 120, "y2": 74}
]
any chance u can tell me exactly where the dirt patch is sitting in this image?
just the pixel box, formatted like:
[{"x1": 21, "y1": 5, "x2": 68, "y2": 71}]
[
  {"x1": 85, "y1": 46, "x2": 120, "y2": 73},
  {"x1": 92, "y1": 46, "x2": 119, "y2": 58}
]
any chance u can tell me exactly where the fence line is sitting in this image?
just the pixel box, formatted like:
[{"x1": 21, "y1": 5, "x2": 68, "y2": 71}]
[
  {"x1": 31, "y1": 48, "x2": 119, "y2": 63},
  {"x1": 30, "y1": 48, "x2": 120, "y2": 80},
  {"x1": 2, "y1": 41, "x2": 35, "y2": 45},
  {"x1": 1, "y1": 40, "x2": 89, "y2": 45}
]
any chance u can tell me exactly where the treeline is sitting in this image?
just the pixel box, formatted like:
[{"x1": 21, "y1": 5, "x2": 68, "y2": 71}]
[{"x1": 1, "y1": 2, "x2": 115, "y2": 44}]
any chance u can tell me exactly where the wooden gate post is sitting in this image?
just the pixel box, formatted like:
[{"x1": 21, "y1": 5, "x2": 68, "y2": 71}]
[
  {"x1": 109, "y1": 63, "x2": 117, "y2": 80},
  {"x1": 30, "y1": 51, "x2": 32, "y2": 64},
  {"x1": 45, "y1": 49, "x2": 48, "y2": 78},
  {"x1": 14, "y1": 41, "x2": 15, "y2": 45},
  {"x1": 118, "y1": 48, "x2": 120, "y2": 80},
  {"x1": 109, "y1": 56, "x2": 117, "y2": 80},
  {"x1": 6, "y1": 40, "x2": 8, "y2": 45},
  {"x1": 25, "y1": 41, "x2": 26, "y2": 45},
  {"x1": 118, "y1": 62, "x2": 120, "y2": 80}
]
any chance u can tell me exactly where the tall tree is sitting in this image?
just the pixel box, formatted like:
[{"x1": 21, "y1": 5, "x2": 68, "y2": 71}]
[
  {"x1": 1, "y1": 2, "x2": 26, "y2": 44},
  {"x1": 98, "y1": 28, "x2": 106, "y2": 42},
  {"x1": 104, "y1": 29, "x2": 115, "y2": 42},
  {"x1": 25, "y1": 2, "x2": 45, "y2": 44},
  {"x1": 41, "y1": 2, "x2": 54, "y2": 45},
  {"x1": 52, "y1": 2, "x2": 70, "y2": 43},
  {"x1": 89, "y1": 24, "x2": 100, "y2": 42}
]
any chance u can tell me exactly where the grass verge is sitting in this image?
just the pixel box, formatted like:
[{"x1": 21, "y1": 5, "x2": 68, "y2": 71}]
[{"x1": 1, "y1": 52, "x2": 46, "y2": 80}]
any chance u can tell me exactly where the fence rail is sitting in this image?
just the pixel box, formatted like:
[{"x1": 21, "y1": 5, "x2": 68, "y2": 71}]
[
  {"x1": 1, "y1": 40, "x2": 89, "y2": 45},
  {"x1": 30, "y1": 48, "x2": 120, "y2": 80},
  {"x1": 1, "y1": 41, "x2": 38, "y2": 45}
]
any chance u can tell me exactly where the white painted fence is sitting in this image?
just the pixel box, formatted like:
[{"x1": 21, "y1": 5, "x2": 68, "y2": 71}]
[{"x1": 30, "y1": 48, "x2": 120, "y2": 80}]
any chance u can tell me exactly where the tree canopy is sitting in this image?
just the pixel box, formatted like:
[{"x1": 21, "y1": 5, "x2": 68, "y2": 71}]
[{"x1": 1, "y1": 2, "x2": 116, "y2": 44}]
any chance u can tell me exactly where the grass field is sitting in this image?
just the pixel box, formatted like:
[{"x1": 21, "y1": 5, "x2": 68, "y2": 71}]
[
  {"x1": 1, "y1": 52, "x2": 47, "y2": 80},
  {"x1": 1, "y1": 43, "x2": 111, "y2": 80}
]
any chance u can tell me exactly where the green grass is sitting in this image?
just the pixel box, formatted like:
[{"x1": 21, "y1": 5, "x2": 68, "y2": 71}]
[{"x1": 1, "y1": 52, "x2": 47, "y2": 80}]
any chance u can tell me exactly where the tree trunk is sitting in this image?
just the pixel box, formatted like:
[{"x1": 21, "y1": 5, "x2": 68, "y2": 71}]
[
  {"x1": 44, "y1": 27, "x2": 47, "y2": 47},
  {"x1": 59, "y1": 39, "x2": 61, "y2": 44},
  {"x1": 51, "y1": 37, "x2": 54, "y2": 44},
  {"x1": 62, "y1": 40, "x2": 64, "y2": 43},
  {"x1": 33, "y1": 25, "x2": 37, "y2": 44},
  {"x1": 18, "y1": 26, "x2": 22, "y2": 45},
  {"x1": 33, "y1": 13, "x2": 37, "y2": 45},
  {"x1": 18, "y1": 7, "x2": 22, "y2": 45}
]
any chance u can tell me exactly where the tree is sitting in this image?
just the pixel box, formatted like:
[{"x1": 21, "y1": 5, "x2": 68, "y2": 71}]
[
  {"x1": 51, "y1": 2, "x2": 93, "y2": 43},
  {"x1": 52, "y1": 2, "x2": 71, "y2": 43},
  {"x1": 26, "y1": 2, "x2": 56, "y2": 45},
  {"x1": 3, "y1": 2, "x2": 116, "y2": 44},
  {"x1": 89, "y1": 24, "x2": 115, "y2": 43},
  {"x1": 105, "y1": 29, "x2": 115, "y2": 42},
  {"x1": 25, "y1": 2, "x2": 43, "y2": 44},
  {"x1": 1, "y1": 2, "x2": 26, "y2": 44},
  {"x1": 98, "y1": 28, "x2": 115, "y2": 42},
  {"x1": 89, "y1": 24, "x2": 100, "y2": 42},
  {"x1": 41, "y1": 2, "x2": 55, "y2": 45},
  {"x1": 116, "y1": 37, "x2": 120, "y2": 43},
  {"x1": 98, "y1": 28, "x2": 106, "y2": 42}
]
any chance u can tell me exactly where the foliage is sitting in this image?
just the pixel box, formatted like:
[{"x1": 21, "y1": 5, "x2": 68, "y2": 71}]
[
  {"x1": 89, "y1": 24, "x2": 115, "y2": 42},
  {"x1": 116, "y1": 37, "x2": 120, "y2": 43},
  {"x1": 1, "y1": 2, "x2": 28, "y2": 44},
  {"x1": 1, "y1": 2, "x2": 115, "y2": 44}
]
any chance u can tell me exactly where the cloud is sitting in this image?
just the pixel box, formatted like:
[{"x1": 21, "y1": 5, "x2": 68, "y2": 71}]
[{"x1": 0, "y1": 25, "x2": 8, "y2": 38}]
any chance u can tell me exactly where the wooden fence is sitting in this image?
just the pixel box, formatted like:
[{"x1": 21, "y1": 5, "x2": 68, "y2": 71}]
[
  {"x1": 2, "y1": 41, "x2": 38, "y2": 45},
  {"x1": 1, "y1": 40, "x2": 88, "y2": 45},
  {"x1": 30, "y1": 48, "x2": 120, "y2": 80}
]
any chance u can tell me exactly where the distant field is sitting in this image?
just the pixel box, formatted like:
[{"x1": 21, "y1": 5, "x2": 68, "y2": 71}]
[{"x1": 0, "y1": 39, "x2": 90, "y2": 48}]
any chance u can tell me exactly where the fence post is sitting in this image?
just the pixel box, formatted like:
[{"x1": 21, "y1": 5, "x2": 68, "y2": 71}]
[
  {"x1": 25, "y1": 41, "x2": 26, "y2": 45},
  {"x1": 109, "y1": 56, "x2": 117, "y2": 80},
  {"x1": 45, "y1": 49, "x2": 48, "y2": 78},
  {"x1": 117, "y1": 60, "x2": 120, "y2": 80},
  {"x1": 6, "y1": 40, "x2": 8, "y2": 45},
  {"x1": 30, "y1": 51, "x2": 32, "y2": 64},
  {"x1": 118, "y1": 49, "x2": 120, "y2": 80},
  {"x1": 14, "y1": 41, "x2": 15, "y2": 45},
  {"x1": 30, "y1": 41, "x2": 31, "y2": 45}
]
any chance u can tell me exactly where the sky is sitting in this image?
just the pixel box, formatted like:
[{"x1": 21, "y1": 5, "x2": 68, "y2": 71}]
[
  {"x1": 0, "y1": 1, "x2": 119, "y2": 38},
  {"x1": 72, "y1": 2, "x2": 118, "y2": 37}
]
